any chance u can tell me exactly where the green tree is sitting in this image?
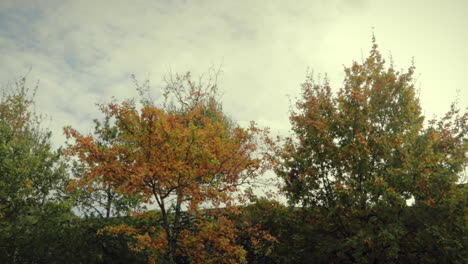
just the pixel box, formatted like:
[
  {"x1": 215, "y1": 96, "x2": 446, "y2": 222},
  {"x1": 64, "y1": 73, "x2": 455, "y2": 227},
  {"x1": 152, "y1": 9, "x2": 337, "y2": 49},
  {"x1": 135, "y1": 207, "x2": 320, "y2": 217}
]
[
  {"x1": 276, "y1": 40, "x2": 467, "y2": 263},
  {"x1": 0, "y1": 75, "x2": 72, "y2": 262}
]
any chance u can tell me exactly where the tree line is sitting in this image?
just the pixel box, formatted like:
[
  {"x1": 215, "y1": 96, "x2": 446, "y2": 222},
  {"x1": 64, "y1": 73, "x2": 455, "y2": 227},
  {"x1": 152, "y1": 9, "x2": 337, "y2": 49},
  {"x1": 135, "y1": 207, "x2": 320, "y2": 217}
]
[{"x1": 1, "y1": 41, "x2": 466, "y2": 263}]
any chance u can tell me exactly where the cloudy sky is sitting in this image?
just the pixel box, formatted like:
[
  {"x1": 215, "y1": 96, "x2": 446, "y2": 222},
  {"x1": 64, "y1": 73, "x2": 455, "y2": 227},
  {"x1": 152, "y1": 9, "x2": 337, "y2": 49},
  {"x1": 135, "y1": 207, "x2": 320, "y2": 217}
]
[{"x1": 0, "y1": 0, "x2": 467, "y2": 149}]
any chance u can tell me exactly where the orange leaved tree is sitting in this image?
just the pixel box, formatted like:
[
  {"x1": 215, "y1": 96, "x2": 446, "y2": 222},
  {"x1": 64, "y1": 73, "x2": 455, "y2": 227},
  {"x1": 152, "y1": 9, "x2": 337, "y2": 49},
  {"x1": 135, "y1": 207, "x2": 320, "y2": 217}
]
[{"x1": 64, "y1": 72, "x2": 270, "y2": 263}]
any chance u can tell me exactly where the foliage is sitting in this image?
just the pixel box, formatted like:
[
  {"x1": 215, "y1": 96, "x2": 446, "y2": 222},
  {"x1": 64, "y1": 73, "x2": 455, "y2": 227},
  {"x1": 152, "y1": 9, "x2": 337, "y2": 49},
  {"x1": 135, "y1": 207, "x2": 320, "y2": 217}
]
[
  {"x1": 64, "y1": 72, "x2": 270, "y2": 263},
  {"x1": 0, "y1": 75, "x2": 71, "y2": 262},
  {"x1": 233, "y1": 198, "x2": 302, "y2": 264},
  {"x1": 8, "y1": 213, "x2": 151, "y2": 264},
  {"x1": 275, "y1": 39, "x2": 467, "y2": 263},
  {"x1": 68, "y1": 116, "x2": 145, "y2": 219}
]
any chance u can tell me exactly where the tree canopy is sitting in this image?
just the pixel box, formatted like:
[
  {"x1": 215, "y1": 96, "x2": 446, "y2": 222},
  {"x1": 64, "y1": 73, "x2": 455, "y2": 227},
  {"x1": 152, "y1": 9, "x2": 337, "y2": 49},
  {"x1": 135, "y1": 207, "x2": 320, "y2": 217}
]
[
  {"x1": 0, "y1": 75, "x2": 71, "y2": 262},
  {"x1": 64, "y1": 72, "x2": 271, "y2": 263},
  {"x1": 274, "y1": 40, "x2": 467, "y2": 263}
]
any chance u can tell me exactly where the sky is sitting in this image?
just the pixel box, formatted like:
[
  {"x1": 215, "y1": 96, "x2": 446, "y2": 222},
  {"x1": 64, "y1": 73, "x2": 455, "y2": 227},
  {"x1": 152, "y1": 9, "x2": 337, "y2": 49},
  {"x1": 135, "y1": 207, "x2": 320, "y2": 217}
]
[{"x1": 0, "y1": 0, "x2": 467, "y2": 150}]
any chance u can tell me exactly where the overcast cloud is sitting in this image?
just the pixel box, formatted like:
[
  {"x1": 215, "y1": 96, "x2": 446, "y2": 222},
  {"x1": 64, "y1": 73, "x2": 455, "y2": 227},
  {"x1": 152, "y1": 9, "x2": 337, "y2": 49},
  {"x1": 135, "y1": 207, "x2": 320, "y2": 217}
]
[{"x1": 0, "y1": 0, "x2": 467, "y2": 149}]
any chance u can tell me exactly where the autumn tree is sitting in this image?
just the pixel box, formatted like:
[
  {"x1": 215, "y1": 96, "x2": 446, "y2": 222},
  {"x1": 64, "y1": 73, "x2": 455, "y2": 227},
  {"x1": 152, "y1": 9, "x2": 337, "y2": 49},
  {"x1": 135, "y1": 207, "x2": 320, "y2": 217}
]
[
  {"x1": 276, "y1": 39, "x2": 467, "y2": 263},
  {"x1": 65, "y1": 72, "x2": 270, "y2": 263},
  {"x1": 69, "y1": 116, "x2": 145, "y2": 219}
]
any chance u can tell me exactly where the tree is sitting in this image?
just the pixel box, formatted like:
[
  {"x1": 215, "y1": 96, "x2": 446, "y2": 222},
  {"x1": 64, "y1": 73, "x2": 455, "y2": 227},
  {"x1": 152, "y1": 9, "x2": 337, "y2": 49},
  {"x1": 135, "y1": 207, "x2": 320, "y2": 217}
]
[
  {"x1": 275, "y1": 39, "x2": 467, "y2": 263},
  {"x1": 0, "y1": 75, "x2": 71, "y2": 262},
  {"x1": 68, "y1": 116, "x2": 145, "y2": 219},
  {"x1": 65, "y1": 72, "x2": 270, "y2": 263}
]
